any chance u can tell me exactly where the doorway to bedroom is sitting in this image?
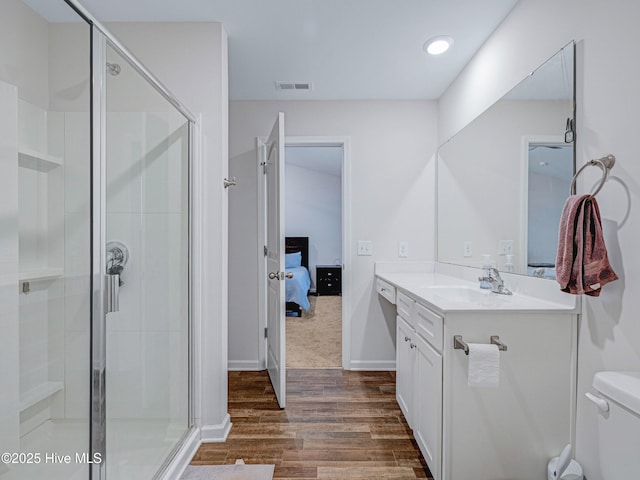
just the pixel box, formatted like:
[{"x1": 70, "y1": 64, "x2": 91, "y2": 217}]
[{"x1": 284, "y1": 145, "x2": 343, "y2": 369}]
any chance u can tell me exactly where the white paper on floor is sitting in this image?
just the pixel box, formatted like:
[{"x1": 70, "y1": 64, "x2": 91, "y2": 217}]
[{"x1": 181, "y1": 464, "x2": 275, "y2": 480}]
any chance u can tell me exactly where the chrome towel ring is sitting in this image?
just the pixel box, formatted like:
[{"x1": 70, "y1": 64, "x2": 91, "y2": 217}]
[{"x1": 570, "y1": 154, "x2": 616, "y2": 198}]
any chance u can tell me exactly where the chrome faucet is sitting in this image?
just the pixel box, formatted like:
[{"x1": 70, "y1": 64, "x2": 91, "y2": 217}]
[{"x1": 478, "y1": 267, "x2": 512, "y2": 295}]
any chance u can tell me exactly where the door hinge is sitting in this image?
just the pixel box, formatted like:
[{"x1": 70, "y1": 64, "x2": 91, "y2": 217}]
[
  {"x1": 263, "y1": 245, "x2": 268, "y2": 256},
  {"x1": 260, "y1": 161, "x2": 268, "y2": 174},
  {"x1": 264, "y1": 327, "x2": 268, "y2": 338}
]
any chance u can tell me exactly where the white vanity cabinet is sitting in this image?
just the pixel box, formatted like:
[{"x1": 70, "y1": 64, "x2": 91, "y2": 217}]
[
  {"x1": 413, "y1": 328, "x2": 442, "y2": 480},
  {"x1": 378, "y1": 272, "x2": 578, "y2": 480},
  {"x1": 395, "y1": 291, "x2": 416, "y2": 423},
  {"x1": 396, "y1": 314, "x2": 416, "y2": 425},
  {"x1": 393, "y1": 289, "x2": 443, "y2": 480},
  {"x1": 442, "y1": 311, "x2": 576, "y2": 480}
]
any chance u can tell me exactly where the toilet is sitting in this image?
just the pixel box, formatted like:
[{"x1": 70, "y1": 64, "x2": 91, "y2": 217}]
[{"x1": 589, "y1": 371, "x2": 640, "y2": 478}]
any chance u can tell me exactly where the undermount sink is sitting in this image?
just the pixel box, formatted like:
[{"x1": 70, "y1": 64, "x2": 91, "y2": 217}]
[{"x1": 424, "y1": 285, "x2": 499, "y2": 304}]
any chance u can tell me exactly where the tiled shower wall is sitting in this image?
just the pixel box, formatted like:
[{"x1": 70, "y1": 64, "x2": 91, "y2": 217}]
[{"x1": 104, "y1": 111, "x2": 188, "y2": 423}]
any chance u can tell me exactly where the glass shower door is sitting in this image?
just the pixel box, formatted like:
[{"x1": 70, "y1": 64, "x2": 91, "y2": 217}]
[
  {"x1": 1, "y1": 2, "x2": 92, "y2": 480},
  {"x1": 103, "y1": 43, "x2": 190, "y2": 480}
]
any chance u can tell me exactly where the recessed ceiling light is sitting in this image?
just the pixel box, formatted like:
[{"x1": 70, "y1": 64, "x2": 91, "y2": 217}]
[{"x1": 424, "y1": 35, "x2": 454, "y2": 55}]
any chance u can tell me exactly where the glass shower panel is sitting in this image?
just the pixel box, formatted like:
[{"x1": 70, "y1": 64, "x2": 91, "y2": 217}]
[
  {"x1": 104, "y1": 43, "x2": 190, "y2": 480},
  {"x1": 0, "y1": 1, "x2": 92, "y2": 479}
]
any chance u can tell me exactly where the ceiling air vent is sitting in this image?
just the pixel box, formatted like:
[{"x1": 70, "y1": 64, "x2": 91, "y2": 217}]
[{"x1": 275, "y1": 81, "x2": 313, "y2": 91}]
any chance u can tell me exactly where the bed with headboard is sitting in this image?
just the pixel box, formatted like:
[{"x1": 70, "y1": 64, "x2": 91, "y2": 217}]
[{"x1": 285, "y1": 236, "x2": 311, "y2": 316}]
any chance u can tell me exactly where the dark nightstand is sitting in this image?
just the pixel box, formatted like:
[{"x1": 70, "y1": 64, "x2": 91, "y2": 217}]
[{"x1": 316, "y1": 265, "x2": 342, "y2": 296}]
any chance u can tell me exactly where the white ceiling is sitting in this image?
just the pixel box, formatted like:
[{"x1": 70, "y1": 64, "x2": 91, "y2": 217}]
[
  {"x1": 529, "y1": 145, "x2": 574, "y2": 180},
  {"x1": 285, "y1": 146, "x2": 342, "y2": 177},
  {"x1": 24, "y1": 0, "x2": 520, "y2": 100}
]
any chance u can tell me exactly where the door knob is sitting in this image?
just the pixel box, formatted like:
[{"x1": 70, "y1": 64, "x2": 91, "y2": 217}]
[{"x1": 268, "y1": 271, "x2": 293, "y2": 280}]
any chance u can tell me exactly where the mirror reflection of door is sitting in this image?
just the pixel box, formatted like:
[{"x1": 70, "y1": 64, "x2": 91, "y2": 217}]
[{"x1": 527, "y1": 142, "x2": 573, "y2": 279}]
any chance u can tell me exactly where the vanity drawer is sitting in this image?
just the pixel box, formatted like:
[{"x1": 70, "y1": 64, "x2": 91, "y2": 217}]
[
  {"x1": 376, "y1": 278, "x2": 396, "y2": 304},
  {"x1": 396, "y1": 291, "x2": 415, "y2": 324},
  {"x1": 414, "y1": 302, "x2": 443, "y2": 352}
]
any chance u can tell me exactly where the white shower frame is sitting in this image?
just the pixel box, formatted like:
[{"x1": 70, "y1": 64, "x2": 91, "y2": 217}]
[{"x1": 61, "y1": 1, "x2": 199, "y2": 479}]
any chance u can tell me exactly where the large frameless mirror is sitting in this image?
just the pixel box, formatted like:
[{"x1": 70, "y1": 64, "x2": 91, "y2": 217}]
[{"x1": 437, "y1": 41, "x2": 575, "y2": 279}]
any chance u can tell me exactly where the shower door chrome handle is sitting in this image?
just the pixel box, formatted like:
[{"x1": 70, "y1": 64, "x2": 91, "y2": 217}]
[{"x1": 105, "y1": 274, "x2": 120, "y2": 313}]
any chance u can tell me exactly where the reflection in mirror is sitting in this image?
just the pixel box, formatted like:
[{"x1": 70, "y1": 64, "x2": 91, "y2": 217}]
[
  {"x1": 527, "y1": 141, "x2": 573, "y2": 278},
  {"x1": 437, "y1": 42, "x2": 574, "y2": 279}
]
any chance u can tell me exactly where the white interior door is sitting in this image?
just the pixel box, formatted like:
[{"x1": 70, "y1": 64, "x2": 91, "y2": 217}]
[{"x1": 266, "y1": 112, "x2": 286, "y2": 408}]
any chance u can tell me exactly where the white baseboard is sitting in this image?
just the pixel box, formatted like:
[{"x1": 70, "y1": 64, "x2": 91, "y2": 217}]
[
  {"x1": 157, "y1": 427, "x2": 201, "y2": 480},
  {"x1": 228, "y1": 360, "x2": 263, "y2": 371},
  {"x1": 347, "y1": 360, "x2": 396, "y2": 371},
  {"x1": 200, "y1": 413, "x2": 232, "y2": 443},
  {"x1": 159, "y1": 415, "x2": 233, "y2": 478}
]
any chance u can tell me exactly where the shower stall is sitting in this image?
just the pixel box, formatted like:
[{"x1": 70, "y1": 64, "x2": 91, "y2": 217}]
[{"x1": 0, "y1": 1, "x2": 194, "y2": 479}]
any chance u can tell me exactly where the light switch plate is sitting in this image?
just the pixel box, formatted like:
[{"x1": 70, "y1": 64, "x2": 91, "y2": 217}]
[
  {"x1": 399, "y1": 241, "x2": 409, "y2": 258},
  {"x1": 498, "y1": 239, "x2": 514, "y2": 255},
  {"x1": 357, "y1": 240, "x2": 373, "y2": 256},
  {"x1": 463, "y1": 242, "x2": 472, "y2": 257}
]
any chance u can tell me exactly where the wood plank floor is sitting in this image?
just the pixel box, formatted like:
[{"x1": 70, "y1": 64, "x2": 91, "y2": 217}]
[{"x1": 190, "y1": 369, "x2": 433, "y2": 479}]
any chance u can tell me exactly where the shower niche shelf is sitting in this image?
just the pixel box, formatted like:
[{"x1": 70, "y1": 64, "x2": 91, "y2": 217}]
[
  {"x1": 16, "y1": 99, "x2": 67, "y2": 436},
  {"x1": 18, "y1": 147, "x2": 63, "y2": 172},
  {"x1": 19, "y1": 268, "x2": 64, "y2": 282},
  {"x1": 19, "y1": 381, "x2": 64, "y2": 412},
  {"x1": 19, "y1": 268, "x2": 64, "y2": 294}
]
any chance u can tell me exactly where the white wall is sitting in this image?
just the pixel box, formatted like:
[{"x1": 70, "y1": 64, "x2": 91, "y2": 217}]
[
  {"x1": 228, "y1": 100, "x2": 438, "y2": 370},
  {"x1": 0, "y1": 0, "x2": 49, "y2": 108},
  {"x1": 105, "y1": 22, "x2": 230, "y2": 440},
  {"x1": 438, "y1": 1, "x2": 640, "y2": 477},
  {"x1": 285, "y1": 161, "x2": 341, "y2": 289}
]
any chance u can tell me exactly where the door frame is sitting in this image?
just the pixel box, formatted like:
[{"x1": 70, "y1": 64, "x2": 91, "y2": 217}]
[{"x1": 257, "y1": 136, "x2": 352, "y2": 370}]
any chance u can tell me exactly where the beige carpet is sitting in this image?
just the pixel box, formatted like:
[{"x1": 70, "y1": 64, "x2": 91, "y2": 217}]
[{"x1": 286, "y1": 295, "x2": 342, "y2": 368}]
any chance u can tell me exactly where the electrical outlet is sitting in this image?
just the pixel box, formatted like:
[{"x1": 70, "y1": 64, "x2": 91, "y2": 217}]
[
  {"x1": 463, "y1": 242, "x2": 472, "y2": 257},
  {"x1": 498, "y1": 240, "x2": 514, "y2": 255},
  {"x1": 357, "y1": 240, "x2": 373, "y2": 256},
  {"x1": 399, "y1": 241, "x2": 409, "y2": 258}
]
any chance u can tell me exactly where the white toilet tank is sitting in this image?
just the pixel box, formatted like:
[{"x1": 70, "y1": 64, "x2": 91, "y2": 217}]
[{"x1": 591, "y1": 371, "x2": 640, "y2": 479}]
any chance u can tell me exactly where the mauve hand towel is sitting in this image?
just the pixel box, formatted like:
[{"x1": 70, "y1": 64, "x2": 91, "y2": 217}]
[{"x1": 556, "y1": 194, "x2": 618, "y2": 296}]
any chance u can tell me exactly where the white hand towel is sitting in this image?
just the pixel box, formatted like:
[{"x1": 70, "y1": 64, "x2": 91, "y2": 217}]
[{"x1": 467, "y1": 343, "x2": 500, "y2": 388}]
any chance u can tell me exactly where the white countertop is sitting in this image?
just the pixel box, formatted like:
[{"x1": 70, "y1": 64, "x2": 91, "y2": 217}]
[{"x1": 376, "y1": 271, "x2": 579, "y2": 314}]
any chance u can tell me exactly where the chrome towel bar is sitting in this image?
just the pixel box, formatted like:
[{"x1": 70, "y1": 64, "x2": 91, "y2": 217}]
[
  {"x1": 453, "y1": 335, "x2": 508, "y2": 355},
  {"x1": 569, "y1": 154, "x2": 615, "y2": 198}
]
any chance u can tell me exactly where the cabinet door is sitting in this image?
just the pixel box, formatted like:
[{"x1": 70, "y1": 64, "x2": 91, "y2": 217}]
[
  {"x1": 414, "y1": 334, "x2": 442, "y2": 480},
  {"x1": 396, "y1": 316, "x2": 415, "y2": 426}
]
